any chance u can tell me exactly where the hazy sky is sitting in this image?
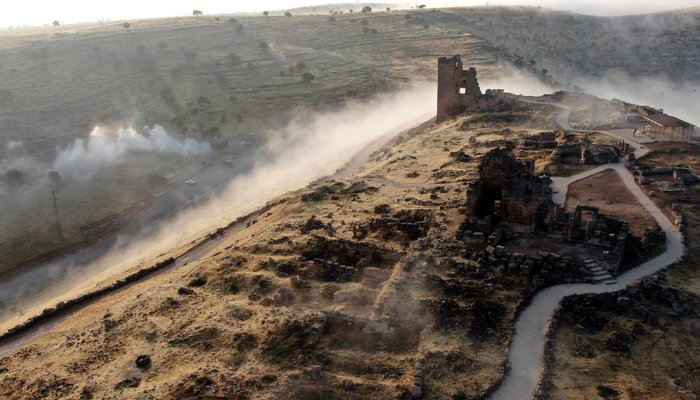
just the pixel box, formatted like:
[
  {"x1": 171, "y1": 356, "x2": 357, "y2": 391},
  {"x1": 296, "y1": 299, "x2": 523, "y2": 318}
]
[{"x1": 2, "y1": 0, "x2": 699, "y2": 28}]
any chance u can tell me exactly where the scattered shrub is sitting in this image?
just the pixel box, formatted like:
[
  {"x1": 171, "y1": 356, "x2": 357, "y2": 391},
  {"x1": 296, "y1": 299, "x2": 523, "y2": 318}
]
[
  {"x1": 301, "y1": 72, "x2": 315, "y2": 82},
  {"x1": 188, "y1": 276, "x2": 208, "y2": 287}
]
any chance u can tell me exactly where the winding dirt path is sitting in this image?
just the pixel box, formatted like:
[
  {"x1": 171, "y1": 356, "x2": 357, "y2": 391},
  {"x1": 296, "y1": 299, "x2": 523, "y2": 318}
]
[{"x1": 488, "y1": 102, "x2": 684, "y2": 400}]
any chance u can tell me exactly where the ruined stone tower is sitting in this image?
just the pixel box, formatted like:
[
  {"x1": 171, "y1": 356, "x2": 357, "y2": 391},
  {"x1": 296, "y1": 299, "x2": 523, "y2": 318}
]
[{"x1": 437, "y1": 55, "x2": 506, "y2": 122}]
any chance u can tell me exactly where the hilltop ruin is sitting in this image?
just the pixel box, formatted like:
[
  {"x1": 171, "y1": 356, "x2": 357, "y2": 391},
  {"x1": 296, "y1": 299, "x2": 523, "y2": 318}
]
[{"x1": 437, "y1": 55, "x2": 509, "y2": 122}]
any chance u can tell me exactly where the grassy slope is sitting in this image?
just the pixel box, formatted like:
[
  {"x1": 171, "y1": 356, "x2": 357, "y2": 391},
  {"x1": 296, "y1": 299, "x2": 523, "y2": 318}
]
[
  {"x1": 418, "y1": 6, "x2": 700, "y2": 83},
  {"x1": 0, "y1": 10, "x2": 497, "y2": 273}
]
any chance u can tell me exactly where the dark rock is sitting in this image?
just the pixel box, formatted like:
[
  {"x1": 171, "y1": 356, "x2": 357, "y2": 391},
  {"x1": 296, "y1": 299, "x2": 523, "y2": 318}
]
[
  {"x1": 135, "y1": 355, "x2": 151, "y2": 369},
  {"x1": 177, "y1": 287, "x2": 195, "y2": 295},
  {"x1": 103, "y1": 319, "x2": 116, "y2": 329},
  {"x1": 115, "y1": 377, "x2": 141, "y2": 389}
]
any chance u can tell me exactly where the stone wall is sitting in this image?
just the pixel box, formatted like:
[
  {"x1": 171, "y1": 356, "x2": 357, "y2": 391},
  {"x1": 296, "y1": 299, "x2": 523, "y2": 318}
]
[
  {"x1": 550, "y1": 143, "x2": 619, "y2": 165},
  {"x1": 501, "y1": 174, "x2": 555, "y2": 232},
  {"x1": 580, "y1": 144, "x2": 619, "y2": 165},
  {"x1": 478, "y1": 148, "x2": 535, "y2": 197}
]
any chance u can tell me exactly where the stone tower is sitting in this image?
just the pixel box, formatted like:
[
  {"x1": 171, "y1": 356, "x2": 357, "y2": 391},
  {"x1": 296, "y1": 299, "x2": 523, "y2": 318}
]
[{"x1": 436, "y1": 55, "x2": 505, "y2": 122}]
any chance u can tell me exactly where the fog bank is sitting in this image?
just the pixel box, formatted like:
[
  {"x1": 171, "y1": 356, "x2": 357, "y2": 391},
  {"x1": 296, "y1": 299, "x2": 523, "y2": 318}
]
[
  {"x1": 573, "y1": 72, "x2": 700, "y2": 127},
  {"x1": 53, "y1": 125, "x2": 211, "y2": 177}
]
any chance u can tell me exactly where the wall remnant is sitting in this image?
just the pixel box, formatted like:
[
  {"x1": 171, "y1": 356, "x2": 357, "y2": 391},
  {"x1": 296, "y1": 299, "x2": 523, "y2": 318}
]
[
  {"x1": 437, "y1": 55, "x2": 508, "y2": 122},
  {"x1": 457, "y1": 148, "x2": 632, "y2": 272}
]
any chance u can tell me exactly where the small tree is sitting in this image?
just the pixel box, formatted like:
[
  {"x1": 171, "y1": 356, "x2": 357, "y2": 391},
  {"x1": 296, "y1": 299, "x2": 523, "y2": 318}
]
[
  {"x1": 215, "y1": 72, "x2": 226, "y2": 86},
  {"x1": 156, "y1": 41, "x2": 168, "y2": 51},
  {"x1": 362, "y1": 27, "x2": 370, "y2": 33},
  {"x1": 258, "y1": 42, "x2": 269, "y2": 49},
  {"x1": 263, "y1": 11, "x2": 269, "y2": 16},
  {"x1": 350, "y1": 19, "x2": 357, "y2": 23},
  {"x1": 48, "y1": 171, "x2": 62, "y2": 184},
  {"x1": 193, "y1": 10, "x2": 203, "y2": 16},
  {"x1": 215, "y1": 17, "x2": 220, "y2": 22},
  {"x1": 197, "y1": 96, "x2": 211, "y2": 106},
  {"x1": 284, "y1": 11, "x2": 292, "y2": 18},
  {"x1": 371, "y1": 28, "x2": 378, "y2": 34},
  {"x1": 229, "y1": 95, "x2": 238, "y2": 103},
  {"x1": 361, "y1": 19, "x2": 369, "y2": 26},
  {"x1": 183, "y1": 49, "x2": 197, "y2": 62},
  {"x1": 145, "y1": 174, "x2": 168, "y2": 190},
  {"x1": 362, "y1": 6, "x2": 372, "y2": 13},
  {"x1": 328, "y1": 16, "x2": 336, "y2": 22},
  {"x1": 405, "y1": 15, "x2": 412, "y2": 20},
  {"x1": 0, "y1": 88, "x2": 13, "y2": 104},
  {"x1": 386, "y1": 7, "x2": 391, "y2": 11},
  {"x1": 295, "y1": 62, "x2": 306, "y2": 70},
  {"x1": 224, "y1": 52, "x2": 240, "y2": 65},
  {"x1": 418, "y1": 4, "x2": 427, "y2": 9},
  {"x1": 160, "y1": 87, "x2": 176, "y2": 104},
  {"x1": 423, "y1": 24, "x2": 429, "y2": 29},
  {"x1": 122, "y1": 22, "x2": 131, "y2": 30},
  {"x1": 52, "y1": 21, "x2": 60, "y2": 26},
  {"x1": 301, "y1": 72, "x2": 315, "y2": 82},
  {"x1": 4, "y1": 169, "x2": 25, "y2": 186},
  {"x1": 346, "y1": 89, "x2": 358, "y2": 98}
]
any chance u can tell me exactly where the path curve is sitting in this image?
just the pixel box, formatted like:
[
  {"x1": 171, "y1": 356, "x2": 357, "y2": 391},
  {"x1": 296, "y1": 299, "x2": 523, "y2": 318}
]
[{"x1": 488, "y1": 102, "x2": 684, "y2": 400}]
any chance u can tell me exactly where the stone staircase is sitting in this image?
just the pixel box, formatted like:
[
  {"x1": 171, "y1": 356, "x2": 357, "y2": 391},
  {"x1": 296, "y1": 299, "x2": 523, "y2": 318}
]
[{"x1": 583, "y1": 258, "x2": 614, "y2": 282}]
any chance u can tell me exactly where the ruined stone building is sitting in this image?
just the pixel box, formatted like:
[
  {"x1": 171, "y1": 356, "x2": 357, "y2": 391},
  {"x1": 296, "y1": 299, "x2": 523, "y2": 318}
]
[
  {"x1": 501, "y1": 174, "x2": 556, "y2": 232},
  {"x1": 436, "y1": 55, "x2": 507, "y2": 122},
  {"x1": 466, "y1": 148, "x2": 535, "y2": 217},
  {"x1": 459, "y1": 148, "x2": 631, "y2": 271},
  {"x1": 550, "y1": 143, "x2": 619, "y2": 165}
]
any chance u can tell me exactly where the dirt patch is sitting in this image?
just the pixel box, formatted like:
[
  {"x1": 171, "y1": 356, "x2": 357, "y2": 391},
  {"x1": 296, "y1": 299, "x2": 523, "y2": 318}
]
[
  {"x1": 566, "y1": 170, "x2": 658, "y2": 236},
  {"x1": 643, "y1": 142, "x2": 700, "y2": 174}
]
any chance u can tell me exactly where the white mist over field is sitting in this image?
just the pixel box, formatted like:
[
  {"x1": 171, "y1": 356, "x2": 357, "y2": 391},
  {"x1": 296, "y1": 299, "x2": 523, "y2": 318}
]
[
  {"x1": 1, "y1": 125, "x2": 211, "y2": 186},
  {"x1": 0, "y1": 83, "x2": 437, "y2": 330},
  {"x1": 487, "y1": 71, "x2": 700, "y2": 129},
  {"x1": 53, "y1": 125, "x2": 211, "y2": 177},
  {"x1": 482, "y1": 75, "x2": 556, "y2": 97},
  {"x1": 573, "y1": 72, "x2": 700, "y2": 127},
  {"x1": 6, "y1": 141, "x2": 23, "y2": 151}
]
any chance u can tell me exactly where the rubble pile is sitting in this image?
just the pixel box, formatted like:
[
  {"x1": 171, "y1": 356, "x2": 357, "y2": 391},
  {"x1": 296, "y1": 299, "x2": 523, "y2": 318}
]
[
  {"x1": 633, "y1": 166, "x2": 700, "y2": 193},
  {"x1": 559, "y1": 271, "x2": 700, "y2": 330}
]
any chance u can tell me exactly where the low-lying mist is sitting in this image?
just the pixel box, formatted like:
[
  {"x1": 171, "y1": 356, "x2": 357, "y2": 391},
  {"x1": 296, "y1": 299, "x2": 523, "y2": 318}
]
[
  {"x1": 572, "y1": 71, "x2": 700, "y2": 127},
  {"x1": 489, "y1": 69, "x2": 699, "y2": 130},
  {"x1": 1, "y1": 125, "x2": 211, "y2": 186},
  {"x1": 0, "y1": 82, "x2": 437, "y2": 329},
  {"x1": 482, "y1": 75, "x2": 558, "y2": 97},
  {"x1": 54, "y1": 125, "x2": 211, "y2": 177}
]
